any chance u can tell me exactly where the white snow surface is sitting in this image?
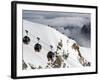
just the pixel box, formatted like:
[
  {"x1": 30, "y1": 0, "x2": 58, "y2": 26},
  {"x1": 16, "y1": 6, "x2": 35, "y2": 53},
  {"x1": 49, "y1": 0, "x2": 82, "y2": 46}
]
[{"x1": 23, "y1": 20, "x2": 91, "y2": 69}]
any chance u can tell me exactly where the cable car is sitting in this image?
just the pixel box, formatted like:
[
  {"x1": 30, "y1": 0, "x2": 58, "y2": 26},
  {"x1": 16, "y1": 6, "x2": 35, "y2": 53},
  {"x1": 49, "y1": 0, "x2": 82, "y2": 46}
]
[
  {"x1": 23, "y1": 36, "x2": 30, "y2": 44},
  {"x1": 34, "y1": 37, "x2": 42, "y2": 52},
  {"x1": 34, "y1": 43, "x2": 42, "y2": 52},
  {"x1": 47, "y1": 45, "x2": 55, "y2": 61},
  {"x1": 23, "y1": 30, "x2": 30, "y2": 44}
]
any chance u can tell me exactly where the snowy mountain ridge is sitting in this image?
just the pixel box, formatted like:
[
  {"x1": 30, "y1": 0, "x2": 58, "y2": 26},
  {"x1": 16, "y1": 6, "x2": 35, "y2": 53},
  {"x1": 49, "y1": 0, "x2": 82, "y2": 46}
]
[{"x1": 22, "y1": 20, "x2": 91, "y2": 70}]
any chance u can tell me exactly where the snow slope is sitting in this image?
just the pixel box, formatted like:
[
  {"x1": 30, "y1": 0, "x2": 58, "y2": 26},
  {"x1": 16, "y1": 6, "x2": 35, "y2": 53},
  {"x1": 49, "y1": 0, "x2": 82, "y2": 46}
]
[{"x1": 23, "y1": 20, "x2": 91, "y2": 69}]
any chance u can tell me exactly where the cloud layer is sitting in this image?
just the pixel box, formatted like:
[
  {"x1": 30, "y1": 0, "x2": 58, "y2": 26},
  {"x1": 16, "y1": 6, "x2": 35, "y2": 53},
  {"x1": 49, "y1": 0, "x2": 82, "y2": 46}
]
[{"x1": 23, "y1": 10, "x2": 91, "y2": 47}]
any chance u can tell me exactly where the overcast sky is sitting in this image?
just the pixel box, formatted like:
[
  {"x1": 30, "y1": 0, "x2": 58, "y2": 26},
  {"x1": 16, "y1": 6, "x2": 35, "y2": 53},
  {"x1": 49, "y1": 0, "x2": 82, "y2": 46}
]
[{"x1": 23, "y1": 10, "x2": 91, "y2": 27}]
